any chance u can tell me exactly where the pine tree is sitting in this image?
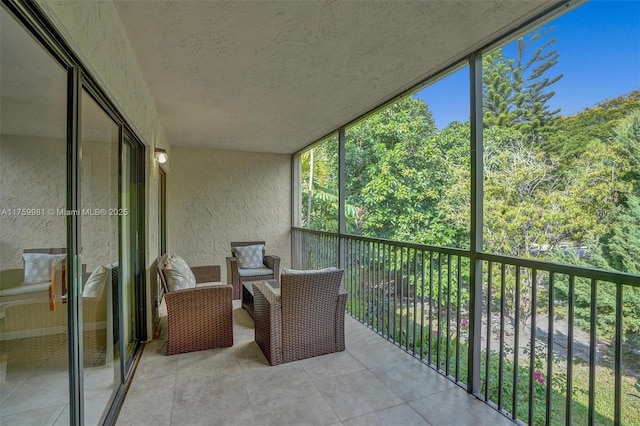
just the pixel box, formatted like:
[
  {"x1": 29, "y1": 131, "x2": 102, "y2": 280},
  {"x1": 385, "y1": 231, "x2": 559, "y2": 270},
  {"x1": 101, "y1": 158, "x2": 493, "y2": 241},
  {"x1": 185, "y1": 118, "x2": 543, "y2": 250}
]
[{"x1": 483, "y1": 27, "x2": 563, "y2": 140}]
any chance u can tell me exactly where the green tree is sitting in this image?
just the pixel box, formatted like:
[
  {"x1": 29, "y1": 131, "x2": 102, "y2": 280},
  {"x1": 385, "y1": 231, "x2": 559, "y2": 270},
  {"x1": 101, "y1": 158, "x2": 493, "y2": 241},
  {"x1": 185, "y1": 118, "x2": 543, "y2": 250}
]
[
  {"x1": 483, "y1": 27, "x2": 563, "y2": 139},
  {"x1": 345, "y1": 97, "x2": 437, "y2": 237}
]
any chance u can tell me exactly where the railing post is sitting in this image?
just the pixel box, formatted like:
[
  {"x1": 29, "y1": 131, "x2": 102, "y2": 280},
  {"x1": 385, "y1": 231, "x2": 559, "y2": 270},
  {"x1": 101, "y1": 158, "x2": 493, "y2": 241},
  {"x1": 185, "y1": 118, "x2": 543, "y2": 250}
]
[
  {"x1": 468, "y1": 52, "x2": 484, "y2": 395},
  {"x1": 338, "y1": 127, "x2": 346, "y2": 270}
]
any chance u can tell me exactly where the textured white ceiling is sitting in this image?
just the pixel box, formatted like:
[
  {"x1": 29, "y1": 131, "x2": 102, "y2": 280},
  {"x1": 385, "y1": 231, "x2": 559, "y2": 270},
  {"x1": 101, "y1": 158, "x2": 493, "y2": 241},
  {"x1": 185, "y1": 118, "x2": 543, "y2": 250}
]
[
  {"x1": 4, "y1": 1, "x2": 567, "y2": 154},
  {"x1": 113, "y1": 0, "x2": 565, "y2": 154}
]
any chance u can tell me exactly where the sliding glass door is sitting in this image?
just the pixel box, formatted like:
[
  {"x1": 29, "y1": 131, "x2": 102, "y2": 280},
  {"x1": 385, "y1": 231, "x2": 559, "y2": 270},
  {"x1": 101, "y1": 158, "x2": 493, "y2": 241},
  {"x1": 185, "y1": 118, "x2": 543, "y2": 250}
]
[{"x1": 0, "y1": 6, "x2": 70, "y2": 424}]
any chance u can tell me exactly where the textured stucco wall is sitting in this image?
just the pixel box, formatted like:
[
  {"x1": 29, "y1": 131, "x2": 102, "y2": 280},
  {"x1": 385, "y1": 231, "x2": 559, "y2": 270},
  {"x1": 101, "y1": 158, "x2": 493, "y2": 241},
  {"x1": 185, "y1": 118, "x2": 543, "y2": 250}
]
[
  {"x1": 0, "y1": 135, "x2": 66, "y2": 269},
  {"x1": 0, "y1": 136, "x2": 118, "y2": 271},
  {"x1": 169, "y1": 148, "x2": 291, "y2": 279},
  {"x1": 38, "y1": 0, "x2": 169, "y2": 156}
]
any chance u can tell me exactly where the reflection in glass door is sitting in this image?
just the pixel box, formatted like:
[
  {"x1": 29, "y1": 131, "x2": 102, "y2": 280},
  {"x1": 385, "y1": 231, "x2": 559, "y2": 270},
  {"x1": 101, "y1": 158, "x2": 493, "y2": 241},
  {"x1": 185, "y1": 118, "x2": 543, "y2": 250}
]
[
  {"x1": 120, "y1": 137, "x2": 145, "y2": 372},
  {"x1": 0, "y1": 7, "x2": 70, "y2": 424},
  {"x1": 79, "y1": 88, "x2": 121, "y2": 424}
]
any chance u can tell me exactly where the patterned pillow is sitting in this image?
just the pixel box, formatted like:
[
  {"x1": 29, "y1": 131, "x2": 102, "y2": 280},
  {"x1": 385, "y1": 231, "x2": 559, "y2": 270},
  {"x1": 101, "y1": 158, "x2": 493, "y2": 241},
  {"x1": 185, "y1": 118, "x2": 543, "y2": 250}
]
[
  {"x1": 233, "y1": 244, "x2": 264, "y2": 269},
  {"x1": 23, "y1": 253, "x2": 53, "y2": 283},
  {"x1": 164, "y1": 255, "x2": 196, "y2": 292}
]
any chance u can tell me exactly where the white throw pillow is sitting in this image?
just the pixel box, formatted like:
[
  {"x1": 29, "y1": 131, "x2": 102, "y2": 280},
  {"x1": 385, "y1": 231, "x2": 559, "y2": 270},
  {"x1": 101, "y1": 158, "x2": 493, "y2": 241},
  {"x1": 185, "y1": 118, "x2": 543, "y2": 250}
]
[
  {"x1": 233, "y1": 244, "x2": 264, "y2": 269},
  {"x1": 23, "y1": 253, "x2": 53, "y2": 283},
  {"x1": 83, "y1": 265, "x2": 109, "y2": 298},
  {"x1": 164, "y1": 255, "x2": 196, "y2": 292},
  {"x1": 281, "y1": 266, "x2": 338, "y2": 275}
]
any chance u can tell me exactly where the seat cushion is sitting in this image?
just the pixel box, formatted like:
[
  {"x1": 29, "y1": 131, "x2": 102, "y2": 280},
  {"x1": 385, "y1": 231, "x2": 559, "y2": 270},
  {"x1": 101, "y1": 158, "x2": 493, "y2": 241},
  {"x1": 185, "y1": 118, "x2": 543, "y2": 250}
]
[
  {"x1": 281, "y1": 266, "x2": 338, "y2": 275},
  {"x1": 238, "y1": 267, "x2": 273, "y2": 277},
  {"x1": 232, "y1": 244, "x2": 264, "y2": 269}
]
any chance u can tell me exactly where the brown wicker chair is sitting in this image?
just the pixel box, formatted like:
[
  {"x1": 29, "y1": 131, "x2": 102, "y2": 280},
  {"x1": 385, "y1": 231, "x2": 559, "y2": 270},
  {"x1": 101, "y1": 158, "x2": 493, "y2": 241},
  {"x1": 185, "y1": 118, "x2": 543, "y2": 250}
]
[
  {"x1": 253, "y1": 268, "x2": 347, "y2": 366},
  {"x1": 226, "y1": 241, "x2": 280, "y2": 300},
  {"x1": 157, "y1": 255, "x2": 233, "y2": 355}
]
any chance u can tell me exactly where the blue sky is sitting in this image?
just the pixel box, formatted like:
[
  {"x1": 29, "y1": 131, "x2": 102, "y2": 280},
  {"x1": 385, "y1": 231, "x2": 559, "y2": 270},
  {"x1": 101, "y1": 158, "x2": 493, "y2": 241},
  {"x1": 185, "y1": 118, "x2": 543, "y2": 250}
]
[{"x1": 415, "y1": 0, "x2": 640, "y2": 129}]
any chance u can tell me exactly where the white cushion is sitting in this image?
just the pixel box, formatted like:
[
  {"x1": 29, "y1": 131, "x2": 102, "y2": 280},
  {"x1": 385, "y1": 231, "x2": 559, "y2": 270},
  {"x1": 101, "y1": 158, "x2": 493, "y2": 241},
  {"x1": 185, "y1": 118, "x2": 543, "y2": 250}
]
[
  {"x1": 164, "y1": 255, "x2": 196, "y2": 292},
  {"x1": 233, "y1": 244, "x2": 264, "y2": 269},
  {"x1": 83, "y1": 265, "x2": 109, "y2": 298},
  {"x1": 22, "y1": 253, "x2": 53, "y2": 284},
  {"x1": 238, "y1": 267, "x2": 273, "y2": 277},
  {"x1": 281, "y1": 266, "x2": 338, "y2": 275}
]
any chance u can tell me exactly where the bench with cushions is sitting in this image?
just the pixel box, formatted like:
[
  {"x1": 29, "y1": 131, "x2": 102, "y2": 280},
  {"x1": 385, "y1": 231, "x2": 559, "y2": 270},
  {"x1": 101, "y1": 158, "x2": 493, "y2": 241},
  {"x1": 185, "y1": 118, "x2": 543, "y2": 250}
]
[{"x1": 157, "y1": 254, "x2": 233, "y2": 355}]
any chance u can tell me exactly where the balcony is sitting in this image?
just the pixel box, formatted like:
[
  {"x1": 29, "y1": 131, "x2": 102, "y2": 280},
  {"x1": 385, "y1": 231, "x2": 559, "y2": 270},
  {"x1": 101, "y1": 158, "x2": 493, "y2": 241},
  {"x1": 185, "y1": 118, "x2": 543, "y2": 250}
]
[{"x1": 117, "y1": 302, "x2": 510, "y2": 426}]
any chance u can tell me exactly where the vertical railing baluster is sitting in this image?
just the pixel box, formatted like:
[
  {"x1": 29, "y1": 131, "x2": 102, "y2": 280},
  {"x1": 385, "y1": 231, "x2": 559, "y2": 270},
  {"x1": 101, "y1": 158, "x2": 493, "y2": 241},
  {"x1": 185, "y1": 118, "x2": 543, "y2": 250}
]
[
  {"x1": 437, "y1": 252, "x2": 443, "y2": 370},
  {"x1": 421, "y1": 250, "x2": 426, "y2": 362},
  {"x1": 528, "y1": 268, "x2": 537, "y2": 426},
  {"x1": 387, "y1": 243, "x2": 392, "y2": 340},
  {"x1": 349, "y1": 239, "x2": 354, "y2": 315},
  {"x1": 486, "y1": 261, "x2": 492, "y2": 401},
  {"x1": 375, "y1": 242, "x2": 380, "y2": 329},
  {"x1": 588, "y1": 278, "x2": 597, "y2": 425},
  {"x1": 413, "y1": 248, "x2": 418, "y2": 356},
  {"x1": 365, "y1": 241, "x2": 370, "y2": 326},
  {"x1": 546, "y1": 272, "x2": 555, "y2": 426},
  {"x1": 498, "y1": 262, "x2": 506, "y2": 410},
  {"x1": 358, "y1": 239, "x2": 363, "y2": 322},
  {"x1": 393, "y1": 245, "x2": 398, "y2": 343},
  {"x1": 513, "y1": 266, "x2": 521, "y2": 421},
  {"x1": 566, "y1": 275, "x2": 575, "y2": 426},
  {"x1": 614, "y1": 283, "x2": 623, "y2": 426},
  {"x1": 446, "y1": 254, "x2": 452, "y2": 377},
  {"x1": 428, "y1": 251, "x2": 434, "y2": 366},
  {"x1": 399, "y1": 246, "x2": 405, "y2": 349},
  {"x1": 455, "y1": 255, "x2": 461, "y2": 382}
]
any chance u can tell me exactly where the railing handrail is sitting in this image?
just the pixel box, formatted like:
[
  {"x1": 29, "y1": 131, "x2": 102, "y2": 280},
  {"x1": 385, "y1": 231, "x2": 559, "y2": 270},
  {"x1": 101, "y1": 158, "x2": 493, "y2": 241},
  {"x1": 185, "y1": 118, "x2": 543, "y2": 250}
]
[
  {"x1": 292, "y1": 227, "x2": 640, "y2": 286},
  {"x1": 292, "y1": 227, "x2": 470, "y2": 257},
  {"x1": 478, "y1": 252, "x2": 640, "y2": 287}
]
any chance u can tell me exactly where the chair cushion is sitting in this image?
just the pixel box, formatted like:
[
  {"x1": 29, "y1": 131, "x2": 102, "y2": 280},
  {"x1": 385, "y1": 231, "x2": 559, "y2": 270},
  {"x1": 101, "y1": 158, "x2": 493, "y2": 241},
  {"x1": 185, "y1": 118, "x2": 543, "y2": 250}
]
[
  {"x1": 233, "y1": 244, "x2": 264, "y2": 269},
  {"x1": 83, "y1": 265, "x2": 109, "y2": 298},
  {"x1": 281, "y1": 266, "x2": 338, "y2": 275},
  {"x1": 164, "y1": 255, "x2": 196, "y2": 292},
  {"x1": 238, "y1": 267, "x2": 273, "y2": 277}
]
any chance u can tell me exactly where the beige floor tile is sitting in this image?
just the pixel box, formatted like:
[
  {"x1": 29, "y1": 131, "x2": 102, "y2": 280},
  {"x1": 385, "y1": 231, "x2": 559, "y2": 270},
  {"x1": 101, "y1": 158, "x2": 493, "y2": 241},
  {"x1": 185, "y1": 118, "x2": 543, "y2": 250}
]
[
  {"x1": 248, "y1": 381, "x2": 339, "y2": 426},
  {"x1": 315, "y1": 369, "x2": 403, "y2": 421},
  {"x1": 171, "y1": 371, "x2": 254, "y2": 425},
  {"x1": 343, "y1": 404, "x2": 431, "y2": 426},
  {"x1": 242, "y1": 360, "x2": 311, "y2": 394},
  {"x1": 408, "y1": 387, "x2": 514, "y2": 426},
  {"x1": 117, "y1": 375, "x2": 175, "y2": 426},
  {"x1": 0, "y1": 404, "x2": 66, "y2": 426},
  {"x1": 347, "y1": 338, "x2": 409, "y2": 369},
  {"x1": 299, "y1": 351, "x2": 366, "y2": 381},
  {"x1": 369, "y1": 356, "x2": 456, "y2": 402},
  {"x1": 0, "y1": 369, "x2": 70, "y2": 416}
]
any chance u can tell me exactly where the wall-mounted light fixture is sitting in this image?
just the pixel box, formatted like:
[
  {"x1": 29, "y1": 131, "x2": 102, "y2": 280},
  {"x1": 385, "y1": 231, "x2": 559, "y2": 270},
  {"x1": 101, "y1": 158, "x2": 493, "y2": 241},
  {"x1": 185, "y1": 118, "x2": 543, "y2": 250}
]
[{"x1": 154, "y1": 148, "x2": 168, "y2": 164}]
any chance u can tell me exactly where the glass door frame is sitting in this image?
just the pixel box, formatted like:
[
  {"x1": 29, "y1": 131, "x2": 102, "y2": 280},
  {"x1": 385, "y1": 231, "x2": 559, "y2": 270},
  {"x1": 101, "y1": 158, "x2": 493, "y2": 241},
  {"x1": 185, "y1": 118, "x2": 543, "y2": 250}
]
[{"x1": 3, "y1": 1, "x2": 149, "y2": 424}]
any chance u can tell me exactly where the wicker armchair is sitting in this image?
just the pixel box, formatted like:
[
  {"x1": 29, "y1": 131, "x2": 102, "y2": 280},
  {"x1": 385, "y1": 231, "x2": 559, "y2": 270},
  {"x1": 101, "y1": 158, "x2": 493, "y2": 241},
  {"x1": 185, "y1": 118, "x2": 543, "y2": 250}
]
[
  {"x1": 253, "y1": 268, "x2": 347, "y2": 366},
  {"x1": 157, "y1": 255, "x2": 233, "y2": 355},
  {"x1": 226, "y1": 241, "x2": 280, "y2": 300}
]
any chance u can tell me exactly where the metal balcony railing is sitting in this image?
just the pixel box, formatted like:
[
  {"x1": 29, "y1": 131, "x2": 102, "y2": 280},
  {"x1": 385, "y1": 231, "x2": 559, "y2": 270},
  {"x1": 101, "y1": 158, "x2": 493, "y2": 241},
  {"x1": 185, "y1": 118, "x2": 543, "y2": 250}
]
[{"x1": 292, "y1": 227, "x2": 640, "y2": 426}]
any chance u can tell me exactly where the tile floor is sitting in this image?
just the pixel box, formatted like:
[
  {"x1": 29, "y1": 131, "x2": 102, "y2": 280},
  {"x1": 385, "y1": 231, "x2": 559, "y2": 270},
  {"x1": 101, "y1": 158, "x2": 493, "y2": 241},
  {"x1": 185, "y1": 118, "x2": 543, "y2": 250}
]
[
  {"x1": 116, "y1": 303, "x2": 514, "y2": 426},
  {"x1": 0, "y1": 333, "x2": 116, "y2": 425}
]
